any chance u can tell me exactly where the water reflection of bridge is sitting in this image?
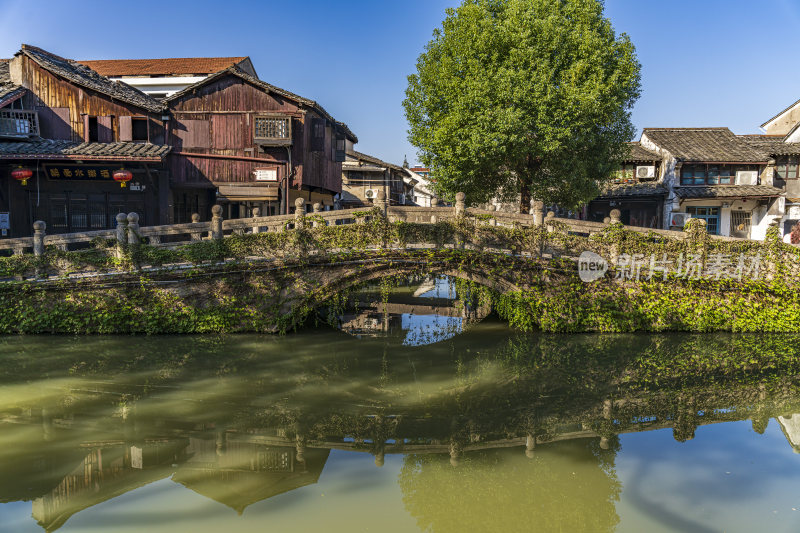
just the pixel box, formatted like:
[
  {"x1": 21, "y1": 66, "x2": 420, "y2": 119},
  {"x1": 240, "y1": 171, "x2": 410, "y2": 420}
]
[{"x1": 5, "y1": 390, "x2": 800, "y2": 531}]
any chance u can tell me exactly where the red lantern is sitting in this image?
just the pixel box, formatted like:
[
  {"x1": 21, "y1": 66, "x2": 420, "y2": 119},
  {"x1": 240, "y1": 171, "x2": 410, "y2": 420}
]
[
  {"x1": 113, "y1": 168, "x2": 133, "y2": 188},
  {"x1": 11, "y1": 167, "x2": 33, "y2": 186}
]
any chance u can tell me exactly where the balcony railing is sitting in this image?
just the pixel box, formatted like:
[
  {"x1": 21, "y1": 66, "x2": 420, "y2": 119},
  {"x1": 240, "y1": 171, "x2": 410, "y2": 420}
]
[{"x1": 0, "y1": 109, "x2": 39, "y2": 139}]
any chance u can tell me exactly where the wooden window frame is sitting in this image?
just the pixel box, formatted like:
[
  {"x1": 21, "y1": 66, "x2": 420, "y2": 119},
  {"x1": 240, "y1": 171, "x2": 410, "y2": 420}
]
[
  {"x1": 310, "y1": 117, "x2": 325, "y2": 152},
  {"x1": 776, "y1": 156, "x2": 800, "y2": 181},
  {"x1": 680, "y1": 164, "x2": 753, "y2": 186},
  {"x1": 130, "y1": 116, "x2": 149, "y2": 143},
  {"x1": 253, "y1": 114, "x2": 292, "y2": 146}
]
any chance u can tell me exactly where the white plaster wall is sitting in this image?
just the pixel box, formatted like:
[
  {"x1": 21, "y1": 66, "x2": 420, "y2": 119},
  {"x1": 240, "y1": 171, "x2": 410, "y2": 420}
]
[
  {"x1": 110, "y1": 76, "x2": 206, "y2": 96},
  {"x1": 719, "y1": 207, "x2": 732, "y2": 237},
  {"x1": 640, "y1": 132, "x2": 679, "y2": 230}
]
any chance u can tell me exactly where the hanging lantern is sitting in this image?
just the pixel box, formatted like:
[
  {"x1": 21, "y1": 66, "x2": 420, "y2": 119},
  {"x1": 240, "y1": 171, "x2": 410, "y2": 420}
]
[
  {"x1": 11, "y1": 167, "x2": 33, "y2": 186},
  {"x1": 113, "y1": 168, "x2": 133, "y2": 188}
]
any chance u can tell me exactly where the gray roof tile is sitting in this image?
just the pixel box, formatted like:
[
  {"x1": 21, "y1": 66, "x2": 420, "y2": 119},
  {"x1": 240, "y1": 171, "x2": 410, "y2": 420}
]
[
  {"x1": 624, "y1": 142, "x2": 660, "y2": 162},
  {"x1": 0, "y1": 139, "x2": 170, "y2": 160},
  {"x1": 643, "y1": 128, "x2": 768, "y2": 162},
  {"x1": 20, "y1": 45, "x2": 165, "y2": 113},
  {"x1": 738, "y1": 135, "x2": 800, "y2": 156},
  {"x1": 674, "y1": 185, "x2": 783, "y2": 199},
  {"x1": 599, "y1": 182, "x2": 667, "y2": 198}
]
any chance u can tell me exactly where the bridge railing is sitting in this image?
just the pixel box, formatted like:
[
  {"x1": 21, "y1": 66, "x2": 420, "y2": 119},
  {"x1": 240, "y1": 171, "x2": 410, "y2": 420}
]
[{"x1": 0, "y1": 190, "x2": 758, "y2": 280}]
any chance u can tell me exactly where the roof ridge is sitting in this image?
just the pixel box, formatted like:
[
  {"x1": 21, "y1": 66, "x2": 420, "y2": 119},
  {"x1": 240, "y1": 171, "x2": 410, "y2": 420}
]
[
  {"x1": 643, "y1": 127, "x2": 731, "y2": 131},
  {"x1": 80, "y1": 56, "x2": 248, "y2": 61},
  {"x1": 18, "y1": 45, "x2": 165, "y2": 113},
  {"x1": 20, "y1": 44, "x2": 70, "y2": 63}
]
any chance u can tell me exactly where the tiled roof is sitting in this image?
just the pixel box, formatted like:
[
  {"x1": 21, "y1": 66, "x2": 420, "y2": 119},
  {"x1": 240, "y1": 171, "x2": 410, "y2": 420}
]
[
  {"x1": 674, "y1": 185, "x2": 783, "y2": 199},
  {"x1": 165, "y1": 65, "x2": 357, "y2": 142},
  {"x1": 624, "y1": 142, "x2": 660, "y2": 162},
  {"x1": 19, "y1": 45, "x2": 165, "y2": 113},
  {"x1": 0, "y1": 139, "x2": 170, "y2": 160},
  {"x1": 738, "y1": 135, "x2": 800, "y2": 156},
  {"x1": 599, "y1": 182, "x2": 667, "y2": 198},
  {"x1": 0, "y1": 60, "x2": 25, "y2": 105},
  {"x1": 79, "y1": 57, "x2": 248, "y2": 77},
  {"x1": 642, "y1": 128, "x2": 767, "y2": 162},
  {"x1": 345, "y1": 150, "x2": 403, "y2": 172}
]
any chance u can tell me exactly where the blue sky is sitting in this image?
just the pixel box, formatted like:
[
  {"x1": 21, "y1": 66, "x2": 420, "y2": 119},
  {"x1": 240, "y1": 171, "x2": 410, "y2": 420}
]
[{"x1": 1, "y1": 0, "x2": 799, "y2": 165}]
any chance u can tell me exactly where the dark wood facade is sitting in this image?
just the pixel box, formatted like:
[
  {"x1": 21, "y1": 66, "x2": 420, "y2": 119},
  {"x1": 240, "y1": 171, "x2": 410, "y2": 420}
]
[
  {"x1": 166, "y1": 70, "x2": 351, "y2": 220},
  {"x1": 10, "y1": 52, "x2": 165, "y2": 144},
  {"x1": 0, "y1": 48, "x2": 170, "y2": 237}
]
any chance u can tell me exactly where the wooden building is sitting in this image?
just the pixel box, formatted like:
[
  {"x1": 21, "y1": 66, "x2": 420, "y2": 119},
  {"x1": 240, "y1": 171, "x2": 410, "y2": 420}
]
[
  {"x1": 0, "y1": 45, "x2": 171, "y2": 236},
  {"x1": 587, "y1": 142, "x2": 666, "y2": 228},
  {"x1": 164, "y1": 66, "x2": 357, "y2": 221}
]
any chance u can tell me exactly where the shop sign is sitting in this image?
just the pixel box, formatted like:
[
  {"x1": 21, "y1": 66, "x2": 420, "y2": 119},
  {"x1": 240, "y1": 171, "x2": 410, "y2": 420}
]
[{"x1": 45, "y1": 164, "x2": 127, "y2": 182}]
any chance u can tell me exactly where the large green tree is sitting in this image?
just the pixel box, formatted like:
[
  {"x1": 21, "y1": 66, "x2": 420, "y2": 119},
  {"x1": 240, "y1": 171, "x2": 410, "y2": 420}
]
[{"x1": 404, "y1": 0, "x2": 641, "y2": 208}]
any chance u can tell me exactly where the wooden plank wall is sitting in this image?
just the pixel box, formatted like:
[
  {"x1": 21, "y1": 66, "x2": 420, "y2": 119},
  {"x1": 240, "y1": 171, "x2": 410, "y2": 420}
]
[
  {"x1": 168, "y1": 74, "x2": 343, "y2": 194},
  {"x1": 18, "y1": 55, "x2": 161, "y2": 143}
]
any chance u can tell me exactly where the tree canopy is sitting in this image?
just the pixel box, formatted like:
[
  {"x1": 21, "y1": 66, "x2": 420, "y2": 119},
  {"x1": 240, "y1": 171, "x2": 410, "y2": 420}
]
[{"x1": 403, "y1": 0, "x2": 641, "y2": 208}]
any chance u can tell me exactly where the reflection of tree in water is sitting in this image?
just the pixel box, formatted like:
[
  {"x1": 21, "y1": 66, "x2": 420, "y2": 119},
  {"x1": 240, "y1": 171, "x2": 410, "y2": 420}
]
[{"x1": 399, "y1": 439, "x2": 621, "y2": 533}]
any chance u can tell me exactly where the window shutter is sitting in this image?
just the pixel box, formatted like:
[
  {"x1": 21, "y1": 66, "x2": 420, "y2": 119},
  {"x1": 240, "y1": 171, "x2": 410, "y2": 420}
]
[
  {"x1": 119, "y1": 116, "x2": 132, "y2": 141},
  {"x1": 97, "y1": 116, "x2": 113, "y2": 143},
  {"x1": 310, "y1": 118, "x2": 325, "y2": 152},
  {"x1": 83, "y1": 115, "x2": 91, "y2": 142}
]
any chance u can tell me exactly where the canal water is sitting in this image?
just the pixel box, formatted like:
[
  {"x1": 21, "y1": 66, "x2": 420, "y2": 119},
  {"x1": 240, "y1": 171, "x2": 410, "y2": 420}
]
[{"x1": 2, "y1": 278, "x2": 800, "y2": 532}]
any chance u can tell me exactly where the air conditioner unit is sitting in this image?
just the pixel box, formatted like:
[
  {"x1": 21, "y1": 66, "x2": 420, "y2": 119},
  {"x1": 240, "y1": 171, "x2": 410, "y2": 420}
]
[
  {"x1": 735, "y1": 170, "x2": 759, "y2": 186},
  {"x1": 670, "y1": 212, "x2": 691, "y2": 229},
  {"x1": 364, "y1": 188, "x2": 380, "y2": 200},
  {"x1": 636, "y1": 165, "x2": 656, "y2": 180}
]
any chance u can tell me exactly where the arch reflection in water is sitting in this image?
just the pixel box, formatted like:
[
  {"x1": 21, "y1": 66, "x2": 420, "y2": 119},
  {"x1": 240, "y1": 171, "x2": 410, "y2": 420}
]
[
  {"x1": 334, "y1": 275, "x2": 491, "y2": 345},
  {"x1": 1, "y1": 332, "x2": 800, "y2": 531}
]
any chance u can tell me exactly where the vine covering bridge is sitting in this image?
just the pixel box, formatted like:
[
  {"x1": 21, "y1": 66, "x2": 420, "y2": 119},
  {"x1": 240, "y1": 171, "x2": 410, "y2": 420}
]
[{"x1": 0, "y1": 190, "x2": 795, "y2": 334}]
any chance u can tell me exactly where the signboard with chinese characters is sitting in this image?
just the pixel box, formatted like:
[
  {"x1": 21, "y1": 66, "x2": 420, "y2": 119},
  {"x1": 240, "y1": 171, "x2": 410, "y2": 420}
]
[
  {"x1": 0, "y1": 212, "x2": 8, "y2": 237},
  {"x1": 255, "y1": 168, "x2": 278, "y2": 181},
  {"x1": 44, "y1": 164, "x2": 124, "y2": 182}
]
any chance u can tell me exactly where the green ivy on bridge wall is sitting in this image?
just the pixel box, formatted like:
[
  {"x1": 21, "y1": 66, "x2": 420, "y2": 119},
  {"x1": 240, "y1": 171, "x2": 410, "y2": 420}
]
[{"x1": 0, "y1": 212, "x2": 798, "y2": 334}]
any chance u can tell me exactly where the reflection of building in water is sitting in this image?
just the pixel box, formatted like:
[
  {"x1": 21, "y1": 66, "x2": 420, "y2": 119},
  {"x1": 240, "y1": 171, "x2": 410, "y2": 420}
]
[
  {"x1": 173, "y1": 434, "x2": 329, "y2": 515},
  {"x1": 777, "y1": 414, "x2": 800, "y2": 453},
  {"x1": 32, "y1": 440, "x2": 188, "y2": 532}
]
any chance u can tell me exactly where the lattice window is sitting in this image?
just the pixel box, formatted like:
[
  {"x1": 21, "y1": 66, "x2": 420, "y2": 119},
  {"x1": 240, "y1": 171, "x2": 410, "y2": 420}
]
[
  {"x1": 254, "y1": 116, "x2": 291, "y2": 142},
  {"x1": 0, "y1": 109, "x2": 40, "y2": 138}
]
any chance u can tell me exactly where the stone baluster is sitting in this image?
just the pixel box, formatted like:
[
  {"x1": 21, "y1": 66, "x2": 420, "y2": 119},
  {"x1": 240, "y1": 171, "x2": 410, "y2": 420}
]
[
  {"x1": 455, "y1": 192, "x2": 466, "y2": 217},
  {"x1": 294, "y1": 198, "x2": 306, "y2": 229},
  {"x1": 33, "y1": 221, "x2": 46, "y2": 257},
  {"x1": 431, "y1": 197, "x2": 439, "y2": 208},
  {"x1": 115, "y1": 213, "x2": 128, "y2": 259},
  {"x1": 211, "y1": 205, "x2": 223, "y2": 240},
  {"x1": 312, "y1": 202, "x2": 322, "y2": 227},
  {"x1": 126, "y1": 213, "x2": 141, "y2": 269},
  {"x1": 603, "y1": 216, "x2": 611, "y2": 224},
  {"x1": 251, "y1": 207, "x2": 261, "y2": 234},
  {"x1": 531, "y1": 199, "x2": 545, "y2": 226},
  {"x1": 190, "y1": 213, "x2": 202, "y2": 241},
  {"x1": 127, "y1": 213, "x2": 140, "y2": 245},
  {"x1": 609, "y1": 209, "x2": 621, "y2": 224},
  {"x1": 544, "y1": 210, "x2": 556, "y2": 231}
]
